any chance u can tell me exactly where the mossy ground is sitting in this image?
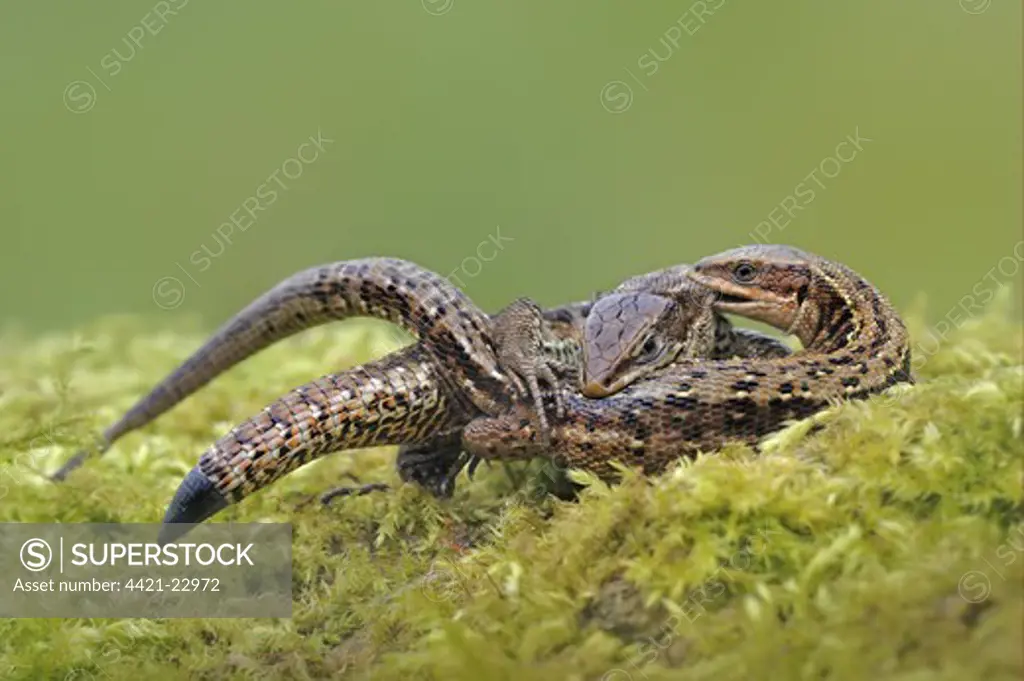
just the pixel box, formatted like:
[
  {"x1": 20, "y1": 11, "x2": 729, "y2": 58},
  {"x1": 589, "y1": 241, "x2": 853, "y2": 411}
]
[{"x1": 0, "y1": 294, "x2": 1021, "y2": 681}]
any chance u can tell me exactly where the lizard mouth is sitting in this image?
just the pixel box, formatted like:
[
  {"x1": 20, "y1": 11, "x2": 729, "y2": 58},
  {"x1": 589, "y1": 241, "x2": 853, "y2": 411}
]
[
  {"x1": 685, "y1": 270, "x2": 798, "y2": 332},
  {"x1": 685, "y1": 272, "x2": 767, "y2": 307},
  {"x1": 714, "y1": 293, "x2": 751, "y2": 305}
]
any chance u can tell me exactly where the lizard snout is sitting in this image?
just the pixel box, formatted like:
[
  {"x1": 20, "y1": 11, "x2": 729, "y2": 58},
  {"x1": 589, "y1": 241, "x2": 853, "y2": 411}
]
[{"x1": 581, "y1": 380, "x2": 615, "y2": 399}]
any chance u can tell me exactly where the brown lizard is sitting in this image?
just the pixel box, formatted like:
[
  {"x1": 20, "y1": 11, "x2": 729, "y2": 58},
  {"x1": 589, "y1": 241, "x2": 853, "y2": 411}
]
[
  {"x1": 52, "y1": 259, "x2": 580, "y2": 483},
  {"x1": 458, "y1": 244, "x2": 914, "y2": 481}
]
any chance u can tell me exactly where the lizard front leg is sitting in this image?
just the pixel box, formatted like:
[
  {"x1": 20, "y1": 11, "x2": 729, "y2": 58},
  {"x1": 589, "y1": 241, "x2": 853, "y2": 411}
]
[{"x1": 491, "y1": 297, "x2": 567, "y2": 444}]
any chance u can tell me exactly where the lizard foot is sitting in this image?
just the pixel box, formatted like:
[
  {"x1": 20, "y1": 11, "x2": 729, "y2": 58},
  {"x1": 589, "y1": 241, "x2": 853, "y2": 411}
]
[
  {"x1": 461, "y1": 409, "x2": 551, "y2": 462},
  {"x1": 492, "y1": 297, "x2": 566, "y2": 445},
  {"x1": 396, "y1": 432, "x2": 478, "y2": 499}
]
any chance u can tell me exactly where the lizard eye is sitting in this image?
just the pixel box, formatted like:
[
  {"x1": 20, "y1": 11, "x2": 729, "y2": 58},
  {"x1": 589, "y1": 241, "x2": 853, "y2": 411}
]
[
  {"x1": 635, "y1": 336, "x2": 662, "y2": 363},
  {"x1": 733, "y1": 261, "x2": 757, "y2": 284}
]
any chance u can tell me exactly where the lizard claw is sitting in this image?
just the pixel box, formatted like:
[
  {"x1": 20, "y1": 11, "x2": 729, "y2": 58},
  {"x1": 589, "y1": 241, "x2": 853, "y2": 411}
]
[
  {"x1": 437, "y1": 451, "x2": 480, "y2": 497},
  {"x1": 465, "y1": 454, "x2": 485, "y2": 480}
]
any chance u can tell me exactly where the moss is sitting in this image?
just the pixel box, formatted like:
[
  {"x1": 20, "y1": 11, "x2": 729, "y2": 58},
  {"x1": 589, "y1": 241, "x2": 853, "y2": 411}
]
[{"x1": 0, "y1": 293, "x2": 1021, "y2": 681}]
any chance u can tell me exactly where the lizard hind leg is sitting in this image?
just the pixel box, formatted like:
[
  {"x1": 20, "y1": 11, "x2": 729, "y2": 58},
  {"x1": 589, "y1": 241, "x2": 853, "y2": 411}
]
[
  {"x1": 395, "y1": 430, "x2": 476, "y2": 499},
  {"x1": 320, "y1": 431, "x2": 471, "y2": 506},
  {"x1": 320, "y1": 429, "x2": 477, "y2": 505}
]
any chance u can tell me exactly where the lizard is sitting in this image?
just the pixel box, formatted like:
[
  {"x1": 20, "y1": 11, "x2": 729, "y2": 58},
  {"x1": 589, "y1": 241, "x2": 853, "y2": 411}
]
[
  {"x1": 51, "y1": 257, "x2": 582, "y2": 484},
  {"x1": 457, "y1": 244, "x2": 914, "y2": 481},
  {"x1": 157, "y1": 274, "x2": 785, "y2": 540}
]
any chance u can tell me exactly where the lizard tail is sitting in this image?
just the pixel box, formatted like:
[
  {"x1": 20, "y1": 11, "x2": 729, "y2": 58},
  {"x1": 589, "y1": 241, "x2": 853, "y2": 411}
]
[
  {"x1": 159, "y1": 468, "x2": 227, "y2": 543},
  {"x1": 159, "y1": 344, "x2": 463, "y2": 539}
]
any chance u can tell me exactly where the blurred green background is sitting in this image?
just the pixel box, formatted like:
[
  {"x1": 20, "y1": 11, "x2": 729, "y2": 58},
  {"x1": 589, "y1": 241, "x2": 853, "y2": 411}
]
[{"x1": 2, "y1": 1, "x2": 1020, "y2": 332}]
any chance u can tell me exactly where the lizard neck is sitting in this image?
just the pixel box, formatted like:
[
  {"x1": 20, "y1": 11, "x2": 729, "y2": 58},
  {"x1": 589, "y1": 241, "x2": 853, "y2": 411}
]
[{"x1": 797, "y1": 259, "x2": 913, "y2": 383}]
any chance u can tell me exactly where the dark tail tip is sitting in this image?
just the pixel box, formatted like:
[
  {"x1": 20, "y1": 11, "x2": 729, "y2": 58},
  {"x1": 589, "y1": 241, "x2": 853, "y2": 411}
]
[
  {"x1": 50, "y1": 451, "x2": 89, "y2": 482},
  {"x1": 159, "y1": 466, "x2": 229, "y2": 544}
]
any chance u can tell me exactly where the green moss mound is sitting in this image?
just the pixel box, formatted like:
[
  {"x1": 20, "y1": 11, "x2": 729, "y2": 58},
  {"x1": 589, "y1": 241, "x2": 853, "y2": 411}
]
[{"x1": 0, "y1": 294, "x2": 1021, "y2": 681}]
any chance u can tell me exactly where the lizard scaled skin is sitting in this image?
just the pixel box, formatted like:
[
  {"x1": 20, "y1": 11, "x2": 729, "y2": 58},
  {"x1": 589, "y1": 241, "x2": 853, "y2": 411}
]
[
  {"x1": 460, "y1": 245, "x2": 914, "y2": 481},
  {"x1": 52, "y1": 258, "x2": 576, "y2": 482}
]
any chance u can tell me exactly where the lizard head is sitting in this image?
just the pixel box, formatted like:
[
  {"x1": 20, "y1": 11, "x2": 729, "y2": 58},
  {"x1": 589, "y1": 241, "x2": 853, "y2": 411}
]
[
  {"x1": 581, "y1": 290, "x2": 718, "y2": 398},
  {"x1": 686, "y1": 244, "x2": 824, "y2": 347}
]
